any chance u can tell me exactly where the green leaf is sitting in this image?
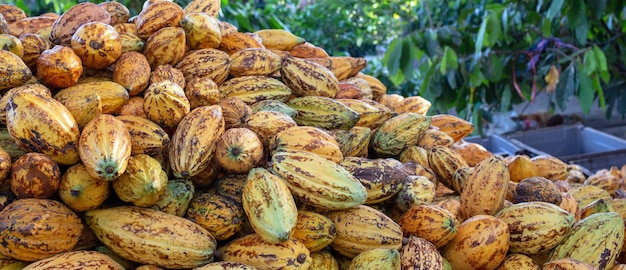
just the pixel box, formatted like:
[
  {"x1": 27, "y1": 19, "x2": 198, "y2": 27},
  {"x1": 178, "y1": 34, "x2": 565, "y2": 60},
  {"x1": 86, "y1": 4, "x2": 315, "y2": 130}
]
[
  {"x1": 583, "y1": 50, "x2": 597, "y2": 75},
  {"x1": 234, "y1": 13, "x2": 252, "y2": 31},
  {"x1": 399, "y1": 38, "x2": 416, "y2": 81},
  {"x1": 501, "y1": 85, "x2": 512, "y2": 112},
  {"x1": 592, "y1": 75, "x2": 606, "y2": 109},
  {"x1": 578, "y1": 70, "x2": 594, "y2": 115},
  {"x1": 440, "y1": 46, "x2": 459, "y2": 74},
  {"x1": 574, "y1": 19, "x2": 588, "y2": 45},
  {"x1": 388, "y1": 69, "x2": 406, "y2": 86},
  {"x1": 541, "y1": 18, "x2": 552, "y2": 37},
  {"x1": 474, "y1": 13, "x2": 488, "y2": 62},
  {"x1": 420, "y1": 58, "x2": 440, "y2": 96},
  {"x1": 593, "y1": 45, "x2": 611, "y2": 83},
  {"x1": 486, "y1": 13, "x2": 502, "y2": 46},
  {"x1": 546, "y1": 0, "x2": 564, "y2": 20},
  {"x1": 383, "y1": 38, "x2": 402, "y2": 76},
  {"x1": 567, "y1": 0, "x2": 586, "y2": 29},
  {"x1": 484, "y1": 54, "x2": 504, "y2": 82},
  {"x1": 555, "y1": 64, "x2": 575, "y2": 111},
  {"x1": 469, "y1": 68, "x2": 486, "y2": 88},
  {"x1": 588, "y1": 0, "x2": 607, "y2": 20}
]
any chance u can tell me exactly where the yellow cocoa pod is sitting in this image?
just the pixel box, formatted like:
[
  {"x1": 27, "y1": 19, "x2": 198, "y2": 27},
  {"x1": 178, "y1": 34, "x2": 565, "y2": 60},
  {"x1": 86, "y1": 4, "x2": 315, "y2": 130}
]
[
  {"x1": 169, "y1": 105, "x2": 224, "y2": 178},
  {"x1": 50, "y1": 2, "x2": 110, "y2": 46},
  {"x1": 0, "y1": 50, "x2": 31, "y2": 91},
  {"x1": 19, "y1": 33, "x2": 50, "y2": 69},
  {"x1": 70, "y1": 22, "x2": 121, "y2": 69},
  {"x1": 186, "y1": 192, "x2": 244, "y2": 241},
  {"x1": 183, "y1": 0, "x2": 221, "y2": 17},
  {"x1": 327, "y1": 205, "x2": 402, "y2": 258},
  {"x1": 441, "y1": 215, "x2": 510, "y2": 270},
  {"x1": 22, "y1": 250, "x2": 124, "y2": 270},
  {"x1": 460, "y1": 155, "x2": 509, "y2": 219},
  {"x1": 99, "y1": 1, "x2": 130, "y2": 26},
  {"x1": 113, "y1": 51, "x2": 151, "y2": 96},
  {"x1": 143, "y1": 80, "x2": 190, "y2": 131},
  {"x1": 36, "y1": 45, "x2": 82, "y2": 89},
  {"x1": 112, "y1": 154, "x2": 168, "y2": 207},
  {"x1": 54, "y1": 81, "x2": 129, "y2": 115},
  {"x1": 58, "y1": 163, "x2": 111, "y2": 212},
  {"x1": 78, "y1": 114, "x2": 132, "y2": 181},
  {"x1": 143, "y1": 26, "x2": 186, "y2": 69},
  {"x1": 180, "y1": 12, "x2": 222, "y2": 49},
  {"x1": 176, "y1": 48, "x2": 231, "y2": 85},
  {"x1": 218, "y1": 32, "x2": 265, "y2": 55},
  {"x1": 229, "y1": 48, "x2": 282, "y2": 77},
  {"x1": 135, "y1": 1, "x2": 183, "y2": 40},
  {"x1": 7, "y1": 92, "x2": 80, "y2": 165}
]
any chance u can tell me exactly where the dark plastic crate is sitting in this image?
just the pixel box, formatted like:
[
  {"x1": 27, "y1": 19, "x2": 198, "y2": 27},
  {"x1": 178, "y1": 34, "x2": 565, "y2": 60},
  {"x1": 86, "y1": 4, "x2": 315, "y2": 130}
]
[
  {"x1": 464, "y1": 134, "x2": 522, "y2": 158},
  {"x1": 505, "y1": 124, "x2": 626, "y2": 172}
]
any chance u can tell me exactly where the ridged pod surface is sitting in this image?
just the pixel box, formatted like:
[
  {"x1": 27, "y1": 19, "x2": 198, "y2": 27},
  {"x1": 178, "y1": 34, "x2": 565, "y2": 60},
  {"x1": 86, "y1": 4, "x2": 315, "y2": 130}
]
[
  {"x1": 255, "y1": 29, "x2": 305, "y2": 51},
  {"x1": 6, "y1": 92, "x2": 80, "y2": 165},
  {"x1": 329, "y1": 126, "x2": 372, "y2": 158},
  {"x1": 269, "y1": 150, "x2": 367, "y2": 210},
  {"x1": 326, "y1": 205, "x2": 403, "y2": 258},
  {"x1": 219, "y1": 233, "x2": 311, "y2": 270},
  {"x1": 347, "y1": 248, "x2": 401, "y2": 270},
  {"x1": 169, "y1": 105, "x2": 224, "y2": 178},
  {"x1": 176, "y1": 48, "x2": 231, "y2": 84},
  {"x1": 243, "y1": 168, "x2": 298, "y2": 243},
  {"x1": 336, "y1": 99, "x2": 393, "y2": 129},
  {"x1": 495, "y1": 201, "x2": 575, "y2": 255},
  {"x1": 339, "y1": 157, "x2": 405, "y2": 204},
  {"x1": 113, "y1": 52, "x2": 151, "y2": 96},
  {"x1": 286, "y1": 96, "x2": 360, "y2": 130},
  {"x1": 143, "y1": 80, "x2": 190, "y2": 131},
  {"x1": 219, "y1": 76, "x2": 291, "y2": 104},
  {"x1": 543, "y1": 258, "x2": 597, "y2": 270},
  {"x1": 496, "y1": 254, "x2": 540, "y2": 270},
  {"x1": 0, "y1": 199, "x2": 83, "y2": 261},
  {"x1": 151, "y1": 178, "x2": 195, "y2": 217},
  {"x1": 143, "y1": 26, "x2": 186, "y2": 69},
  {"x1": 112, "y1": 154, "x2": 168, "y2": 207},
  {"x1": 399, "y1": 204, "x2": 458, "y2": 249},
  {"x1": 401, "y1": 236, "x2": 445, "y2": 270},
  {"x1": 0, "y1": 50, "x2": 31, "y2": 91},
  {"x1": 193, "y1": 261, "x2": 257, "y2": 270},
  {"x1": 547, "y1": 212, "x2": 625, "y2": 270},
  {"x1": 19, "y1": 34, "x2": 51, "y2": 69},
  {"x1": 135, "y1": 1, "x2": 183, "y2": 40},
  {"x1": 180, "y1": 12, "x2": 222, "y2": 50},
  {"x1": 70, "y1": 21, "x2": 121, "y2": 69},
  {"x1": 270, "y1": 126, "x2": 343, "y2": 163},
  {"x1": 78, "y1": 114, "x2": 131, "y2": 181},
  {"x1": 460, "y1": 155, "x2": 509, "y2": 219},
  {"x1": 117, "y1": 115, "x2": 170, "y2": 156},
  {"x1": 291, "y1": 210, "x2": 337, "y2": 252},
  {"x1": 183, "y1": 0, "x2": 221, "y2": 17},
  {"x1": 280, "y1": 56, "x2": 339, "y2": 97},
  {"x1": 85, "y1": 206, "x2": 217, "y2": 269},
  {"x1": 186, "y1": 192, "x2": 244, "y2": 241},
  {"x1": 229, "y1": 48, "x2": 282, "y2": 77},
  {"x1": 427, "y1": 146, "x2": 469, "y2": 188},
  {"x1": 372, "y1": 113, "x2": 431, "y2": 156},
  {"x1": 21, "y1": 250, "x2": 124, "y2": 270},
  {"x1": 441, "y1": 215, "x2": 510, "y2": 270},
  {"x1": 310, "y1": 250, "x2": 339, "y2": 270},
  {"x1": 54, "y1": 81, "x2": 129, "y2": 115},
  {"x1": 49, "y1": 2, "x2": 111, "y2": 46},
  {"x1": 244, "y1": 110, "x2": 297, "y2": 146}
]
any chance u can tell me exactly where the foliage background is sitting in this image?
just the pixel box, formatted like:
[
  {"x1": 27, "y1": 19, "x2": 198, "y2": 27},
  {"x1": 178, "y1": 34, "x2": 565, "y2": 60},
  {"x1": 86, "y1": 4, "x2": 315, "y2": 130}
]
[{"x1": 5, "y1": 0, "x2": 626, "y2": 124}]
